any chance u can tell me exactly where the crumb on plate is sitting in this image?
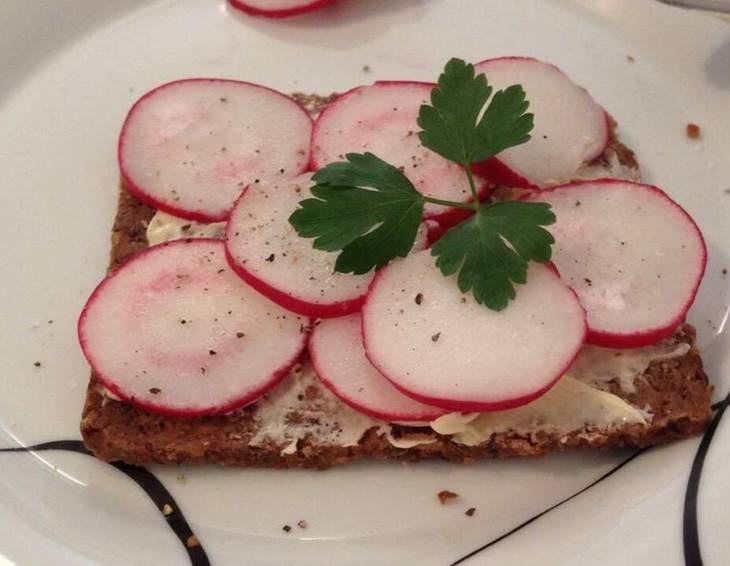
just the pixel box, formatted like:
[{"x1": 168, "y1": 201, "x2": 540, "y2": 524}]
[
  {"x1": 438, "y1": 490, "x2": 459, "y2": 504},
  {"x1": 686, "y1": 123, "x2": 701, "y2": 139}
]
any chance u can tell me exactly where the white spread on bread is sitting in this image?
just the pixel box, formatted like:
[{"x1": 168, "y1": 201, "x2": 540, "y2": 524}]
[
  {"x1": 381, "y1": 427, "x2": 439, "y2": 449},
  {"x1": 569, "y1": 342, "x2": 690, "y2": 393},
  {"x1": 240, "y1": 343, "x2": 689, "y2": 452},
  {"x1": 573, "y1": 148, "x2": 640, "y2": 182},
  {"x1": 134, "y1": 192, "x2": 690, "y2": 453},
  {"x1": 146, "y1": 211, "x2": 225, "y2": 245},
  {"x1": 248, "y1": 363, "x2": 381, "y2": 450},
  {"x1": 431, "y1": 377, "x2": 646, "y2": 446},
  {"x1": 427, "y1": 342, "x2": 689, "y2": 446}
]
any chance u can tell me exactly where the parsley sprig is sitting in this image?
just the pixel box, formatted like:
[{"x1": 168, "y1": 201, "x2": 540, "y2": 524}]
[{"x1": 289, "y1": 58, "x2": 556, "y2": 311}]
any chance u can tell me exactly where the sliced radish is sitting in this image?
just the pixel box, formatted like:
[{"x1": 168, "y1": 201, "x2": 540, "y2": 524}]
[
  {"x1": 228, "y1": 0, "x2": 336, "y2": 18},
  {"x1": 472, "y1": 57, "x2": 609, "y2": 188},
  {"x1": 225, "y1": 173, "x2": 429, "y2": 318},
  {"x1": 78, "y1": 239, "x2": 308, "y2": 417},
  {"x1": 526, "y1": 179, "x2": 707, "y2": 348},
  {"x1": 310, "y1": 81, "x2": 490, "y2": 225},
  {"x1": 309, "y1": 314, "x2": 447, "y2": 422},
  {"x1": 119, "y1": 79, "x2": 312, "y2": 222},
  {"x1": 362, "y1": 251, "x2": 587, "y2": 412}
]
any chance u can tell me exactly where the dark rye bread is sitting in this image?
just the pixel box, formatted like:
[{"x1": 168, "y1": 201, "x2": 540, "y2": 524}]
[{"x1": 80, "y1": 94, "x2": 712, "y2": 468}]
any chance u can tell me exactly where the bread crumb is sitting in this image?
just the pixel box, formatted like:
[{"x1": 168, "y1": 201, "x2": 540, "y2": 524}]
[
  {"x1": 297, "y1": 520, "x2": 308, "y2": 529},
  {"x1": 186, "y1": 535, "x2": 200, "y2": 548},
  {"x1": 686, "y1": 123, "x2": 701, "y2": 139},
  {"x1": 362, "y1": 65, "x2": 371, "y2": 72},
  {"x1": 626, "y1": 54, "x2": 635, "y2": 62},
  {"x1": 162, "y1": 504, "x2": 174, "y2": 516},
  {"x1": 438, "y1": 490, "x2": 459, "y2": 504},
  {"x1": 465, "y1": 507, "x2": 476, "y2": 517},
  {"x1": 282, "y1": 524, "x2": 292, "y2": 533},
  {"x1": 33, "y1": 361, "x2": 42, "y2": 367}
]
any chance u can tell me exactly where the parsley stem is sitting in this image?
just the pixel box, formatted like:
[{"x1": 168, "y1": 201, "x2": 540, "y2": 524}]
[
  {"x1": 422, "y1": 196, "x2": 478, "y2": 211},
  {"x1": 463, "y1": 163, "x2": 481, "y2": 210}
]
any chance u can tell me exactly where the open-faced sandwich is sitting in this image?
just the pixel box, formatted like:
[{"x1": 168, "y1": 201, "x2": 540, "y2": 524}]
[{"x1": 79, "y1": 57, "x2": 711, "y2": 468}]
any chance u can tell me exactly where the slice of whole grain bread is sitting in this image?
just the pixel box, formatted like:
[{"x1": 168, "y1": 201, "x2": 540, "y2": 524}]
[{"x1": 80, "y1": 94, "x2": 712, "y2": 468}]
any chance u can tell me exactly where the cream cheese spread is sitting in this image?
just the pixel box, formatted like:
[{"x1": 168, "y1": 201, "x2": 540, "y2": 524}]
[
  {"x1": 430, "y1": 376, "x2": 647, "y2": 446},
  {"x1": 248, "y1": 363, "x2": 381, "y2": 451},
  {"x1": 146, "y1": 211, "x2": 226, "y2": 245},
  {"x1": 569, "y1": 342, "x2": 690, "y2": 393},
  {"x1": 573, "y1": 148, "x2": 640, "y2": 182}
]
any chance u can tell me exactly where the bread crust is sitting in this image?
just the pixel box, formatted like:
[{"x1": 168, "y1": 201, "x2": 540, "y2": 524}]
[{"x1": 80, "y1": 94, "x2": 712, "y2": 468}]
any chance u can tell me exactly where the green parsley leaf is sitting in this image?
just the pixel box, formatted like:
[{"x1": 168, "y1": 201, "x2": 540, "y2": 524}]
[
  {"x1": 431, "y1": 201, "x2": 556, "y2": 310},
  {"x1": 417, "y1": 58, "x2": 533, "y2": 164},
  {"x1": 289, "y1": 152, "x2": 425, "y2": 274}
]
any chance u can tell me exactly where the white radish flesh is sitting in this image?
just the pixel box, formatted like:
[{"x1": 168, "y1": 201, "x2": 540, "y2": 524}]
[
  {"x1": 310, "y1": 81, "x2": 490, "y2": 224},
  {"x1": 362, "y1": 251, "x2": 587, "y2": 412},
  {"x1": 78, "y1": 239, "x2": 308, "y2": 417},
  {"x1": 473, "y1": 57, "x2": 609, "y2": 188},
  {"x1": 119, "y1": 79, "x2": 312, "y2": 222},
  {"x1": 309, "y1": 314, "x2": 447, "y2": 422},
  {"x1": 526, "y1": 180, "x2": 706, "y2": 348},
  {"x1": 225, "y1": 173, "x2": 430, "y2": 318},
  {"x1": 227, "y1": 0, "x2": 336, "y2": 18}
]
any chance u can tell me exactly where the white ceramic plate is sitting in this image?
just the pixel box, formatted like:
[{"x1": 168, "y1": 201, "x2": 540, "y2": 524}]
[{"x1": 1, "y1": 1, "x2": 729, "y2": 564}]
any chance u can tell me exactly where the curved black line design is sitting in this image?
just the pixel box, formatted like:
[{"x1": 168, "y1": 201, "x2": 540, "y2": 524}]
[
  {"x1": 451, "y1": 448, "x2": 646, "y2": 565},
  {"x1": 4, "y1": 397, "x2": 727, "y2": 566},
  {"x1": 683, "y1": 391, "x2": 730, "y2": 566},
  {"x1": 0, "y1": 440, "x2": 209, "y2": 566}
]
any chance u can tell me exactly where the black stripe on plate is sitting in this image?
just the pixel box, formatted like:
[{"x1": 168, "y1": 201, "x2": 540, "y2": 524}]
[
  {"x1": 0, "y1": 440, "x2": 209, "y2": 566},
  {"x1": 451, "y1": 448, "x2": 646, "y2": 565},
  {"x1": 683, "y1": 391, "x2": 730, "y2": 566}
]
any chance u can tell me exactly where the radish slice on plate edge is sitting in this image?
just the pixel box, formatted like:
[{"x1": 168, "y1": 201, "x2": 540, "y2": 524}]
[{"x1": 227, "y1": 0, "x2": 336, "y2": 18}]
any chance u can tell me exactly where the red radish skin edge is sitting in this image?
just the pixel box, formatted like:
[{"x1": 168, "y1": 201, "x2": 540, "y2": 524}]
[
  {"x1": 360, "y1": 265, "x2": 589, "y2": 413},
  {"x1": 308, "y1": 332, "x2": 447, "y2": 422},
  {"x1": 224, "y1": 243, "x2": 365, "y2": 318},
  {"x1": 309, "y1": 80, "x2": 491, "y2": 223},
  {"x1": 471, "y1": 56, "x2": 611, "y2": 188},
  {"x1": 228, "y1": 0, "x2": 336, "y2": 18},
  {"x1": 527, "y1": 178, "x2": 708, "y2": 348},
  {"x1": 78, "y1": 239, "x2": 310, "y2": 417},
  {"x1": 223, "y1": 195, "x2": 366, "y2": 318},
  {"x1": 471, "y1": 157, "x2": 535, "y2": 190},
  {"x1": 425, "y1": 221, "x2": 446, "y2": 245},
  {"x1": 473, "y1": 111, "x2": 611, "y2": 190},
  {"x1": 118, "y1": 78, "x2": 313, "y2": 223}
]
